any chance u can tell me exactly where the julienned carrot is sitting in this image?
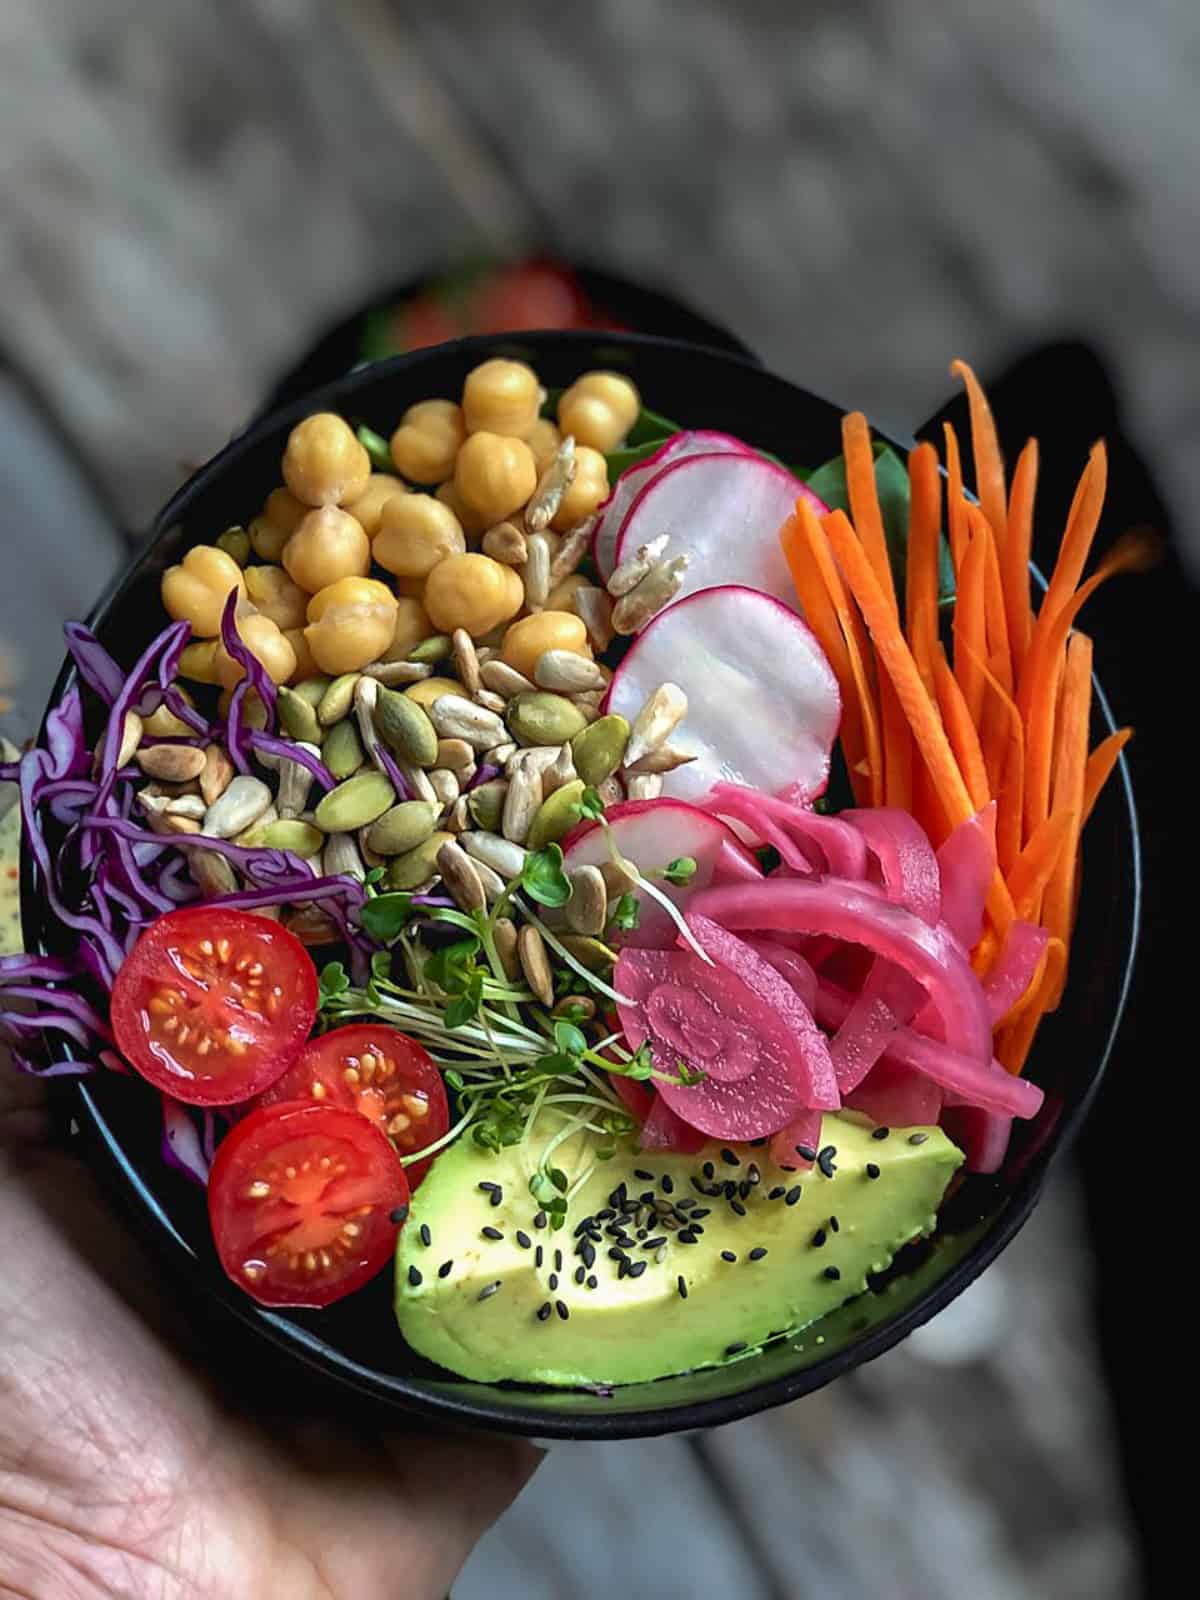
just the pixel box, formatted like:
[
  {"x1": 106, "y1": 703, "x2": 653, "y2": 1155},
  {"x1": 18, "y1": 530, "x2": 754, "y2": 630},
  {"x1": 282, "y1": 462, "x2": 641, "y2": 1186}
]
[
  {"x1": 943, "y1": 423, "x2": 969, "y2": 573},
  {"x1": 794, "y1": 500, "x2": 883, "y2": 806},
  {"x1": 953, "y1": 526, "x2": 987, "y2": 724},
  {"x1": 995, "y1": 722, "x2": 1025, "y2": 877},
  {"x1": 971, "y1": 506, "x2": 1013, "y2": 695},
  {"x1": 951, "y1": 359, "x2": 1008, "y2": 542},
  {"x1": 1036, "y1": 444, "x2": 1107, "y2": 643},
  {"x1": 906, "y1": 442, "x2": 942, "y2": 690},
  {"x1": 1004, "y1": 439, "x2": 1038, "y2": 672},
  {"x1": 842, "y1": 413, "x2": 897, "y2": 615},
  {"x1": 931, "y1": 644, "x2": 990, "y2": 812},
  {"x1": 1006, "y1": 808, "x2": 1078, "y2": 924},
  {"x1": 1041, "y1": 633, "x2": 1092, "y2": 1006},
  {"x1": 780, "y1": 514, "x2": 862, "y2": 758},
  {"x1": 996, "y1": 937, "x2": 1066, "y2": 1040},
  {"x1": 1081, "y1": 727, "x2": 1133, "y2": 825}
]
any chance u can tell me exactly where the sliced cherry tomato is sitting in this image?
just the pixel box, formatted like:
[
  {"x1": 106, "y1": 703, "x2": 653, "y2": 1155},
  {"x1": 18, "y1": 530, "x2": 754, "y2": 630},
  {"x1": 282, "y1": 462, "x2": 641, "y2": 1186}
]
[
  {"x1": 110, "y1": 908, "x2": 318, "y2": 1106},
  {"x1": 472, "y1": 261, "x2": 591, "y2": 332},
  {"x1": 258, "y1": 1024, "x2": 448, "y2": 1186},
  {"x1": 208, "y1": 1101, "x2": 409, "y2": 1307}
]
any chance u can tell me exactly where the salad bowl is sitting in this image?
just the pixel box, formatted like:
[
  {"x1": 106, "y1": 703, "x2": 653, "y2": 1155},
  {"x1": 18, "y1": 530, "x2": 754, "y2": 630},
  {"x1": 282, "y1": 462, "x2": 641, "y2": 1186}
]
[{"x1": 21, "y1": 331, "x2": 1139, "y2": 1439}]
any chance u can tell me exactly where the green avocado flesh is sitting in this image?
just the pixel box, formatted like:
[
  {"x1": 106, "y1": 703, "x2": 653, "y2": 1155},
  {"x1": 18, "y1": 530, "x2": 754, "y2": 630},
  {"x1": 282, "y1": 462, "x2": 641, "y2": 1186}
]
[{"x1": 395, "y1": 1114, "x2": 962, "y2": 1388}]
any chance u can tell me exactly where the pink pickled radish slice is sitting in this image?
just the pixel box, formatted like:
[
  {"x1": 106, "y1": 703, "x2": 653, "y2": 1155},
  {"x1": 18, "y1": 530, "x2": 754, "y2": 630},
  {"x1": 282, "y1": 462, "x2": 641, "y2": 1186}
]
[
  {"x1": 768, "y1": 1108, "x2": 824, "y2": 1171},
  {"x1": 639, "y1": 1094, "x2": 707, "y2": 1154},
  {"x1": 844, "y1": 1057, "x2": 943, "y2": 1130},
  {"x1": 936, "y1": 803, "x2": 998, "y2": 950},
  {"x1": 982, "y1": 920, "x2": 1050, "y2": 1024},
  {"x1": 743, "y1": 937, "x2": 817, "y2": 1010},
  {"x1": 843, "y1": 807, "x2": 942, "y2": 924}
]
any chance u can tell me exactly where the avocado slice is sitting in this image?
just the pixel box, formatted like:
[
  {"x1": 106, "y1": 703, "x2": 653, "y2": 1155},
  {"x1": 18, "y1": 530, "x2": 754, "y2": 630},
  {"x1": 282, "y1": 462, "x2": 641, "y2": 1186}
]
[{"x1": 395, "y1": 1113, "x2": 962, "y2": 1387}]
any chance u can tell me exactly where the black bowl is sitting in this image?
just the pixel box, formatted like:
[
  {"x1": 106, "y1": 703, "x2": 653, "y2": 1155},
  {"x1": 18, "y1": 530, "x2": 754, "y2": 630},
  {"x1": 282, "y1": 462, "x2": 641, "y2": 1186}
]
[{"x1": 24, "y1": 331, "x2": 1140, "y2": 1440}]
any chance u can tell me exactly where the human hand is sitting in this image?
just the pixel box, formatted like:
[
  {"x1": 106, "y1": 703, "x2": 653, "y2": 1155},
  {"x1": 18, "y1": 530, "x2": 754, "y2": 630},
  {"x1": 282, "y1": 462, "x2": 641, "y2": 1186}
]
[{"x1": 0, "y1": 1060, "x2": 540, "y2": 1599}]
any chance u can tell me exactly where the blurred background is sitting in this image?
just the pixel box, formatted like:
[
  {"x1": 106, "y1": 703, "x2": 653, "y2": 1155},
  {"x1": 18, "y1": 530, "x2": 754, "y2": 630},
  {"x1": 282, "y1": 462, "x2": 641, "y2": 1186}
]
[{"x1": 2, "y1": 0, "x2": 1185, "y2": 1593}]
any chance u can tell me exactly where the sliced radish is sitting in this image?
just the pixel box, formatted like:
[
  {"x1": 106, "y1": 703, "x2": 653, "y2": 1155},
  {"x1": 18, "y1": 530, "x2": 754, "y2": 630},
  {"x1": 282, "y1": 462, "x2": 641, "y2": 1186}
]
[
  {"x1": 592, "y1": 431, "x2": 756, "y2": 580},
  {"x1": 603, "y1": 586, "x2": 841, "y2": 806},
  {"x1": 612, "y1": 452, "x2": 828, "y2": 608},
  {"x1": 562, "y1": 798, "x2": 757, "y2": 950}
]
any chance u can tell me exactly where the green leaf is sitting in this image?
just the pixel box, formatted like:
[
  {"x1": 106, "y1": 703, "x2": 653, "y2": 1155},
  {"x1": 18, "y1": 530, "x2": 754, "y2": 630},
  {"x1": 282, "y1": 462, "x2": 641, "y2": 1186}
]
[
  {"x1": 317, "y1": 961, "x2": 350, "y2": 1003},
  {"x1": 553, "y1": 1019, "x2": 588, "y2": 1057},
  {"x1": 363, "y1": 865, "x2": 386, "y2": 888},
  {"x1": 577, "y1": 785, "x2": 606, "y2": 822},
  {"x1": 445, "y1": 1068, "x2": 466, "y2": 1091},
  {"x1": 625, "y1": 405, "x2": 682, "y2": 448},
  {"x1": 548, "y1": 1166, "x2": 569, "y2": 1194},
  {"x1": 370, "y1": 950, "x2": 392, "y2": 982},
  {"x1": 356, "y1": 423, "x2": 393, "y2": 473},
  {"x1": 664, "y1": 856, "x2": 697, "y2": 886},
  {"x1": 429, "y1": 907, "x2": 485, "y2": 936},
  {"x1": 536, "y1": 1050, "x2": 577, "y2": 1075},
  {"x1": 676, "y1": 1061, "x2": 707, "y2": 1086},
  {"x1": 610, "y1": 892, "x2": 641, "y2": 932},
  {"x1": 424, "y1": 937, "x2": 482, "y2": 993},
  {"x1": 444, "y1": 971, "x2": 484, "y2": 1029},
  {"x1": 360, "y1": 892, "x2": 414, "y2": 943},
  {"x1": 520, "y1": 843, "x2": 572, "y2": 908}
]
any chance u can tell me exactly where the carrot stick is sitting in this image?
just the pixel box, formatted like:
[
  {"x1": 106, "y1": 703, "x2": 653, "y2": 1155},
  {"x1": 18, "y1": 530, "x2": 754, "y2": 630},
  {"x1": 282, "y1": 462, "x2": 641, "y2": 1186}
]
[
  {"x1": 995, "y1": 719, "x2": 1025, "y2": 877},
  {"x1": 881, "y1": 674, "x2": 913, "y2": 813},
  {"x1": 794, "y1": 500, "x2": 884, "y2": 806},
  {"x1": 842, "y1": 413, "x2": 897, "y2": 615},
  {"x1": 1006, "y1": 808, "x2": 1078, "y2": 923},
  {"x1": 972, "y1": 507, "x2": 1013, "y2": 696},
  {"x1": 906, "y1": 442, "x2": 942, "y2": 689},
  {"x1": 1004, "y1": 438, "x2": 1038, "y2": 673},
  {"x1": 950, "y1": 359, "x2": 1008, "y2": 540},
  {"x1": 1041, "y1": 633, "x2": 1092, "y2": 1006},
  {"x1": 953, "y1": 526, "x2": 987, "y2": 724},
  {"x1": 995, "y1": 937, "x2": 1066, "y2": 1040},
  {"x1": 931, "y1": 644, "x2": 990, "y2": 812},
  {"x1": 1082, "y1": 727, "x2": 1133, "y2": 825},
  {"x1": 1039, "y1": 444, "x2": 1108, "y2": 634},
  {"x1": 943, "y1": 423, "x2": 970, "y2": 574}
]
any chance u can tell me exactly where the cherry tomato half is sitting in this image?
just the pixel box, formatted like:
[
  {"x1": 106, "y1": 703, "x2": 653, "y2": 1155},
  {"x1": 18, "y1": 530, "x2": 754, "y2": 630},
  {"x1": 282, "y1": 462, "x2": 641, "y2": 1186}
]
[
  {"x1": 110, "y1": 908, "x2": 318, "y2": 1106},
  {"x1": 258, "y1": 1024, "x2": 449, "y2": 1186},
  {"x1": 208, "y1": 1101, "x2": 410, "y2": 1308}
]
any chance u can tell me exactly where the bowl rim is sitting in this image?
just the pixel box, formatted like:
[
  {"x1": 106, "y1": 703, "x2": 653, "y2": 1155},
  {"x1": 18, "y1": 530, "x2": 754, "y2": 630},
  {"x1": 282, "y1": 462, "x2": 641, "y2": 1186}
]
[{"x1": 24, "y1": 330, "x2": 1142, "y2": 1438}]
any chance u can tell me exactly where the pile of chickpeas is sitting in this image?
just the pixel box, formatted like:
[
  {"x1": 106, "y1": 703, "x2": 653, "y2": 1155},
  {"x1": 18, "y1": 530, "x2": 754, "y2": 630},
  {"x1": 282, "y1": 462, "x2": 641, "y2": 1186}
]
[{"x1": 160, "y1": 359, "x2": 640, "y2": 707}]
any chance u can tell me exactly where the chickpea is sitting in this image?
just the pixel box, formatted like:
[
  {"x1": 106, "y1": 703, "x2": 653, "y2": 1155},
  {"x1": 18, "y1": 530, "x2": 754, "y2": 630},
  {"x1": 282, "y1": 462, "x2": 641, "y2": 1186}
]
[
  {"x1": 160, "y1": 545, "x2": 247, "y2": 638},
  {"x1": 178, "y1": 639, "x2": 221, "y2": 685},
  {"x1": 214, "y1": 610, "x2": 297, "y2": 690},
  {"x1": 249, "y1": 487, "x2": 307, "y2": 562},
  {"x1": 343, "y1": 473, "x2": 407, "y2": 539},
  {"x1": 381, "y1": 596, "x2": 433, "y2": 663},
  {"x1": 545, "y1": 571, "x2": 589, "y2": 614},
  {"x1": 557, "y1": 371, "x2": 640, "y2": 453},
  {"x1": 282, "y1": 413, "x2": 371, "y2": 508},
  {"x1": 551, "y1": 445, "x2": 609, "y2": 531},
  {"x1": 389, "y1": 400, "x2": 466, "y2": 484},
  {"x1": 462, "y1": 358, "x2": 541, "y2": 439},
  {"x1": 394, "y1": 575, "x2": 428, "y2": 599},
  {"x1": 244, "y1": 564, "x2": 309, "y2": 631},
  {"x1": 283, "y1": 626, "x2": 321, "y2": 682},
  {"x1": 217, "y1": 687, "x2": 270, "y2": 731},
  {"x1": 526, "y1": 417, "x2": 563, "y2": 474},
  {"x1": 502, "y1": 611, "x2": 590, "y2": 681},
  {"x1": 304, "y1": 577, "x2": 398, "y2": 676},
  {"x1": 373, "y1": 494, "x2": 465, "y2": 580},
  {"x1": 436, "y1": 478, "x2": 487, "y2": 539},
  {"x1": 405, "y1": 675, "x2": 461, "y2": 711},
  {"x1": 423, "y1": 553, "x2": 524, "y2": 639},
  {"x1": 282, "y1": 506, "x2": 371, "y2": 594},
  {"x1": 455, "y1": 432, "x2": 537, "y2": 525},
  {"x1": 500, "y1": 562, "x2": 525, "y2": 617},
  {"x1": 143, "y1": 687, "x2": 196, "y2": 738}
]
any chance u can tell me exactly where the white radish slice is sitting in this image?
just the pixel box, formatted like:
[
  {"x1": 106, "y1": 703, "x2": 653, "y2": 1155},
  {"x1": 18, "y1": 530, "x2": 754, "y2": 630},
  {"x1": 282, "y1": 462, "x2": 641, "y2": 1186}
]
[
  {"x1": 592, "y1": 431, "x2": 755, "y2": 580},
  {"x1": 613, "y1": 452, "x2": 827, "y2": 610},
  {"x1": 561, "y1": 798, "x2": 758, "y2": 951},
  {"x1": 603, "y1": 585, "x2": 840, "y2": 807}
]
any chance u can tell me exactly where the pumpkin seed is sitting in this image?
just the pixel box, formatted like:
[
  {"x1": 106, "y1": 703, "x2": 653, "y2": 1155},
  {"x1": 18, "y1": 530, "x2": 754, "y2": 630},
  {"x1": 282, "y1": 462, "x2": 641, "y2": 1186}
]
[
  {"x1": 526, "y1": 779, "x2": 585, "y2": 851},
  {"x1": 374, "y1": 685, "x2": 439, "y2": 767},
  {"x1": 474, "y1": 688, "x2": 508, "y2": 716},
  {"x1": 367, "y1": 801, "x2": 440, "y2": 856},
  {"x1": 317, "y1": 673, "x2": 362, "y2": 727},
  {"x1": 570, "y1": 715, "x2": 629, "y2": 786},
  {"x1": 276, "y1": 686, "x2": 323, "y2": 745},
  {"x1": 322, "y1": 718, "x2": 365, "y2": 780},
  {"x1": 467, "y1": 780, "x2": 509, "y2": 833},
  {"x1": 203, "y1": 774, "x2": 273, "y2": 838},
  {"x1": 559, "y1": 934, "x2": 615, "y2": 972},
  {"x1": 314, "y1": 771, "x2": 396, "y2": 834},
  {"x1": 241, "y1": 819, "x2": 324, "y2": 857},
  {"x1": 517, "y1": 925, "x2": 554, "y2": 1006},
  {"x1": 386, "y1": 830, "x2": 454, "y2": 891},
  {"x1": 565, "y1": 865, "x2": 607, "y2": 937},
  {"x1": 292, "y1": 677, "x2": 333, "y2": 709},
  {"x1": 533, "y1": 650, "x2": 607, "y2": 693},
  {"x1": 406, "y1": 634, "x2": 452, "y2": 665},
  {"x1": 506, "y1": 691, "x2": 588, "y2": 748},
  {"x1": 136, "y1": 744, "x2": 207, "y2": 783},
  {"x1": 461, "y1": 830, "x2": 527, "y2": 880},
  {"x1": 436, "y1": 840, "x2": 486, "y2": 913},
  {"x1": 234, "y1": 803, "x2": 279, "y2": 846}
]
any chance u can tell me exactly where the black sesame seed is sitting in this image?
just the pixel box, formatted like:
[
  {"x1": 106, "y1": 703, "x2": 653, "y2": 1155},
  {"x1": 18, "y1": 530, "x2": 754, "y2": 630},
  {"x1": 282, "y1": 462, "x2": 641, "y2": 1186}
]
[
  {"x1": 738, "y1": 1180, "x2": 753, "y2": 1200},
  {"x1": 389, "y1": 1205, "x2": 409, "y2": 1225},
  {"x1": 556, "y1": 1300, "x2": 569, "y2": 1321},
  {"x1": 481, "y1": 1225, "x2": 503, "y2": 1241},
  {"x1": 723, "y1": 1181, "x2": 738, "y2": 1200},
  {"x1": 768, "y1": 1186, "x2": 786, "y2": 1200},
  {"x1": 748, "y1": 1247, "x2": 768, "y2": 1261},
  {"x1": 675, "y1": 1195, "x2": 696, "y2": 1210},
  {"x1": 785, "y1": 1185, "x2": 803, "y2": 1206},
  {"x1": 720, "y1": 1250, "x2": 737, "y2": 1263},
  {"x1": 823, "y1": 1265, "x2": 841, "y2": 1281},
  {"x1": 636, "y1": 1227, "x2": 649, "y2": 1241},
  {"x1": 548, "y1": 1273, "x2": 559, "y2": 1291},
  {"x1": 725, "y1": 1341, "x2": 748, "y2": 1356},
  {"x1": 634, "y1": 1168, "x2": 654, "y2": 1181},
  {"x1": 581, "y1": 1241, "x2": 596, "y2": 1268},
  {"x1": 817, "y1": 1146, "x2": 838, "y2": 1178},
  {"x1": 866, "y1": 1163, "x2": 881, "y2": 1180},
  {"x1": 872, "y1": 1126, "x2": 891, "y2": 1141},
  {"x1": 747, "y1": 1164, "x2": 761, "y2": 1185},
  {"x1": 574, "y1": 1218, "x2": 593, "y2": 1237},
  {"x1": 730, "y1": 1200, "x2": 747, "y2": 1217},
  {"x1": 437, "y1": 1259, "x2": 453, "y2": 1279},
  {"x1": 628, "y1": 1260, "x2": 648, "y2": 1278},
  {"x1": 595, "y1": 1207, "x2": 615, "y2": 1221},
  {"x1": 534, "y1": 1210, "x2": 548, "y2": 1228},
  {"x1": 829, "y1": 1215, "x2": 840, "y2": 1233},
  {"x1": 812, "y1": 1229, "x2": 827, "y2": 1247},
  {"x1": 490, "y1": 1189, "x2": 503, "y2": 1207},
  {"x1": 407, "y1": 1265, "x2": 422, "y2": 1287},
  {"x1": 690, "y1": 1207, "x2": 712, "y2": 1220},
  {"x1": 643, "y1": 1236, "x2": 668, "y2": 1250},
  {"x1": 537, "y1": 1301, "x2": 552, "y2": 1321},
  {"x1": 702, "y1": 1161, "x2": 715, "y2": 1179},
  {"x1": 478, "y1": 1181, "x2": 500, "y2": 1195},
  {"x1": 660, "y1": 1175, "x2": 675, "y2": 1195},
  {"x1": 418, "y1": 1223, "x2": 432, "y2": 1248},
  {"x1": 587, "y1": 1274, "x2": 598, "y2": 1289},
  {"x1": 554, "y1": 1249, "x2": 563, "y2": 1272},
  {"x1": 720, "y1": 1148, "x2": 740, "y2": 1167},
  {"x1": 477, "y1": 1281, "x2": 501, "y2": 1302},
  {"x1": 535, "y1": 1246, "x2": 544, "y2": 1269},
  {"x1": 609, "y1": 1246, "x2": 627, "y2": 1262},
  {"x1": 618, "y1": 1259, "x2": 630, "y2": 1278},
  {"x1": 677, "y1": 1231, "x2": 698, "y2": 1245},
  {"x1": 795, "y1": 1144, "x2": 817, "y2": 1162},
  {"x1": 677, "y1": 1275, "x2": 688, "y2": 1299},
  {"x1": 574, "y1": 1265, "x2": 586, "y2": 1285},
  {"x1": 638, "y1": 1190, "x2": 656, "y2": 1206},
  {"x1": 908, "y1": 1132, "x2": 929, "y2": 1145},
  {"x1": 515, "y1": 1229, "x2": 532, "y2": 1249}
]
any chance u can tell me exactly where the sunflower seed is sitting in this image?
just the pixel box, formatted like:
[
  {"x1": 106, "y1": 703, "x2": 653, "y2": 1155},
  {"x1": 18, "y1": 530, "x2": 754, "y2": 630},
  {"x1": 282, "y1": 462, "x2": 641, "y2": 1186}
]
[
  {"x1": 203, "y1": 775, "x2": 273, "y2": 838},
  {"x1": 543, "y1": 744, "x2": 578, "y2": 797},
  {"x1": 446, "y1": 795, "x2": 471, "y2": 835},
  {"x1": 518, "y1": 925, "x2": 554, "y2": 1006},
  {"x1": 103, "y1": 709, "x2": 143, "y2": 772},
  {"x1": 474, "y1": 688, "x2": 508, "y2": 716},
  {"x1": 506, "y1": 744, "x2": 559, "y2": 780},
  {"x1": 596, "y1": 775, "x2": 623, "y2": 807},
  {"x1": 184, "y1": 847, "x2": 238, "y2": 895},
  {"x1": 600, "y1": 858, "x2": 638, "y2": 897},
  {"x1": 436, "y1": 839, "x2": 486, "y2": 914},
  {"x1": 451, "y1": 629, "x2": 481, "y2": 696},
  {"x1": 522, "y1": 533, "x2": 552, "y2": 611},
  {"x1": 548, "y1": 515, "x2": 597, "y2": 585},
  {"x1": 163, "y1": 794, "x2": 207, "y2": 820},
  {"x1": 428, "y1": 694, "x2": 507, "y2": 750},
  {"x1": 435, "y1": 738, "x2": 476, "y2": 777},
  {"x1": 569, "y1": 692, "x2": 603, "y2": 722},
  {"x1": 624, "y1": 773, "x2": 664, "y2": 801},
  {"x1": 136, "y1": 744, "x2": 206, "y2": 783},
  {"x1": 625, "y1": 683, "x2": 688, "y2": 766},
  {"x1": 479, "y1": 660, "x2": 534, "y2": 699},
  {"x1": 607, "y1": 534, "x2": 670, "y2": 597},
  {"x1": 524, "y1": 436, "x2": 577, "y2": 532},
  {"x1": 362, "y1": 659, "x2": 433, "y2": 685},
  {"x1": 147, "y1": 810, "x2": 202, "y2": 837},
  {"x1": 462, "y1": 830, "x2": 527, "y2": 879},
  {"x1": 472, "y1": 857, "x2": 507, "y2": 904},
  {"x1": 427, "y1": 768, "x2": 460, "y2": 809},
  {"x1": 322, "y1": 831, "x2": 365, "y2": 881},
  {"x1": 475, "y1": 646, "x2": 500, "y2": 667},
  {"x1": 268, "y1": 741, "x2": 321, "y2": 817},
  {"x1": 574, "y1": 586, "x2": 614, "y2": 653},
  {"x1": 533, "y1": 650, "x2": 608, "y2": 693},
  {"x1": 199, "y1": 744, "x2": 235, "y2": 807},
  {"x1": 502, "y1": 763, "x2": 542, "y2": 844},
  {"x1": 493, "y1": 916, "x2": 521, "y2": 980},
  {"x1": 480, "y1": 521, "x2": 527, "y2": 565},
  {"x1": 284, "y1": 905, "x2": 339, "y2": 945},
  {"x1": 399, "y1": 758, "x2": 438, "y2": 805},
  {"x1": 488, "y1": 742, "x2": 517, "y2": 765},
  {"x1": 624, "y1": 742, "x2": 696, "y2": 775},
  {"x1": 566, "y1": 865, "x2": 607, "y2": 936}
]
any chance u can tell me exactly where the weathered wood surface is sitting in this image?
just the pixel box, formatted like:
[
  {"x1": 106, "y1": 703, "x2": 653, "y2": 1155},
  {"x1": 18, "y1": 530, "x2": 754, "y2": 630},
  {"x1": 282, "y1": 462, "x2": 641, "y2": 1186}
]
[{"x1": 0, "y1": 0, "x2": 1167, "y2": 1591}]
